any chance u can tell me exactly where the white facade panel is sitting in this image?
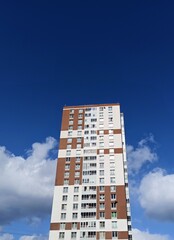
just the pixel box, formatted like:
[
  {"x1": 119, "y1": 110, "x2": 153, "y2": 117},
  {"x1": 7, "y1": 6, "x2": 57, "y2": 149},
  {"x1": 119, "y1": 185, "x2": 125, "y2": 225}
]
[
  {"x1": 49, "y1": 230, "x2": 59, "y2": 240},
  {"x1": 117, "y1": 219, "x2": 128, "y2": 231},
  {"x1": 115, "y1": 155, "x2": 125, "y2": 186}
]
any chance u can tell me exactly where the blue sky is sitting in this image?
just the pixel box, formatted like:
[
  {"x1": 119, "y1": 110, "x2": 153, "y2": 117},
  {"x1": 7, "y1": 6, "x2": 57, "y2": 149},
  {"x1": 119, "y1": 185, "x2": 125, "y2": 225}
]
[{"x1": 0, "y1": 1, "x2": 174, "y2": 239}]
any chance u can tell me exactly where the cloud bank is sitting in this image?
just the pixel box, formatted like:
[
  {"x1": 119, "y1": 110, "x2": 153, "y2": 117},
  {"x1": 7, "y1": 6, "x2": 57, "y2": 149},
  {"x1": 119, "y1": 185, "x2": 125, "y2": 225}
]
[
  {"x1": 133, "y1": 228, "x2": 170, "y2": 240},
  {"x1": 139, "y1": 168, "x2": 174, "y2": 221},
  {"x1": 0, "y1": 137, "x2": 57, "y2": 225},
  {"x1": 0, "y1": 234, "x2": 47, "y2": 240}
]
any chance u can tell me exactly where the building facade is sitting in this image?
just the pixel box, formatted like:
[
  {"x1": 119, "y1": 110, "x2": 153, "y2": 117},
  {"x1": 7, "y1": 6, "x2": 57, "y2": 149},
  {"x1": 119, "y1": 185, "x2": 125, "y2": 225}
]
[{"x1": 49, "y1": 104, "x2": 132, "y2": 240}]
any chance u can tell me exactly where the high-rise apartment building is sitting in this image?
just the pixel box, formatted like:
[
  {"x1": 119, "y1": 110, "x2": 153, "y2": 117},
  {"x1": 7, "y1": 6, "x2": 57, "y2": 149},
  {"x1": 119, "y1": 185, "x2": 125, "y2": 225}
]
[{"x1": 49, "y1": 104, "x2": 132, "y2": 240}]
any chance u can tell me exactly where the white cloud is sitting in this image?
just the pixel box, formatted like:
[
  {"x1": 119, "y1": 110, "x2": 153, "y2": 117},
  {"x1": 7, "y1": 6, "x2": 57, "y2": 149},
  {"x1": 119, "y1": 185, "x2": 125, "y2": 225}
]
[
  {"x1": 19, "y1": 235, "x2": 47, "y2": 240},
  {"x1": 133, "y1": 228, "x2": 170, "y2": 240},
  {"x1": 0, "y1": 234, "x2": 14, "y2": 240},
  {"x1": 0, "y1": 233, "x2": 48, "y2": 240},
  {"x1": 0, "y1": 137, "x2": 57, "y2": 225},
  {"x1": 127, "y1": 134, "x2": 158, "y2": 174},
  {"x1": 139, "y1": 168, "x2": 174, "y2": 221}
]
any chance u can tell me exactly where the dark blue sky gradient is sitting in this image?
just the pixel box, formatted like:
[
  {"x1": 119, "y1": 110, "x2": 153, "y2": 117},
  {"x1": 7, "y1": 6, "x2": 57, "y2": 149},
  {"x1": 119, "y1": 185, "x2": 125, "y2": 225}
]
[{"x1": 0, "y1": 1, "x2": 174, "y2": 237}]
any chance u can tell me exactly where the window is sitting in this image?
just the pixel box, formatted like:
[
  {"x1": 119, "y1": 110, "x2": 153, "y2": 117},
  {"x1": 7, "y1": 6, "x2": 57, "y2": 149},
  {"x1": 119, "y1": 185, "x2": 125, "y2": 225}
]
[
  {"x1": 108, "y1": 106, "x2": 112, "y2": 111},
  {"x1": 99, "y1": 186, "x2": 104, "y2": 192},
  {"x1": 66, "y1": 157, "x2": 70, "y2": 162},
  {"x1": 74, "y1": 179, "x2": 80, "y2": 184},
  {"x1": 91, "y1": 136, "x2": 97, "y2": 141},
  {"x1": 111, "y1": 194, "x2": 116, "y2": 200},
  {"x1": 64, "y1": 179, "x2": 69, "y2": 185},
  {"x1": 100, "y1": 178, "x2": 104, "y2": 183},
  {"x1": 109, "y1": 142, "x2": 114, "y2": 147},
  {"x1": 110, "y1": 177, "x2": 116, "y2": 183},
  {"x1": 99, "y1": 142, "x2": 104, "y2": 147},
  {"x1": 128, "y1": 225, "x2": 132, "y2": 231},
  {"x1": 81, "y1": 212, "x2": 96, "y2": 218},
  {"x1": 112, "y1": 231, "x2": 117, "y2": 238},
  {"x1": 78, "y1": 114, "x2": 83, "y2": 118},
  {"x1": 71, "y1": 232, "x2": 77, "y2": 238},
  {"x1": 109, "y1": 117, "x2": 113, "y2": 122},
  {"x1": 69, "y1": 114, "x2": 74, "y2": 119},
  {"x1": 72, "y1": 222, "x2": 78, "y2": 229},
  {"x1": 109, "y1": 155, "x2": 115, "y2": 160},
  {"x1": 65, "y1": 164, "x2": 70, "y2": 170},
  {"x1": 100, "y1": 203, "x2": 105, "y2": 209},
  {"x1": 67, "y1": 138, "x2": 72, "y2": 143},
  {"x1": 63, "y1": 187, "x2": 68, "y2": 193},
  {"x1": 111, "y1": 212, "x2": 117, "y2": 218},
  {"x1": 73, "y1": 195, "x2": 79, "y2": 201},
  {"x1": 70, "y1": 109, "x2": 74, "y2": 113},
  {"x1": 62, "y1": 195, "x2": 68, "y2": 201},
  {"x1": 75, "y1": 172, "x2": 80, "y2": 177},
  {"x1": 69, "y1": 120, "x2": 73, "y2": 125},
  {"x1": 61, "y1": 204, "x2": 67, "y2": 210},
  {"x1": 77, "y1": 137, "x2": 82, "y2": 143},
  {"x1": 73, "y1": 203, "x2": 78, "y2": 210},
  {"x1": 110, "y1": 169, "x2": 115, "y2": 175},
  {"x1": 78, "y1": 120, "x2": 82, "y2": 124},
  {"x1": 59, "y1": 232, "x2": 65, "y2": 239},
  {"x1": 99, "y1": 155, "x2": 104, "y2": 161},
  {"x1": 76, "y1": 157, "x2": 81, "y2": 162},
  {"x1": 109, "y1": 135, "x2": 114, "y2": 140},
  {"x1": 99, "y1": 212, "x2": 105, "y2": 218},
  {"x1": 72, "y1": 213, "x2": 78, "y2": 219},
  {"x1": 64, "y1": 172, "x2": 69, "y2": 177},
  {"x1": 78, "y1": 125, "x2": 82, "y2": 130},
  {"x1": 69, "y1": 125, "x2": 73, "y2": 130},
  {"x1": 60, "y1": 223, "x2": 65, "y2": 229},
  {"x1": 110, "y1": 186, "x2": 116, "y2": 192},
  {"x1": 99, "y1": 231, "x2": 105, "y2": 238},
  {"x1": 128, "y1": 235, "x2": 132, "y2": 240},
  {"x1": 75, "y1": 164, "x2": 80, "y2": 170},
  {"x1": 77, "y1": 130, "x2": 82, "y2": 136},
  {"x1": 99, "y1": 135, "x2": 104, "y2": 141},
  {"x1": 76, "y1": 150, "x2": 81, "y2": 155},
  {"x1": 91, "y1": 118, "x2": 97, "y2": 122},
  {"x1": 99, "y1": 163, "x2": 104, "y2": 168},
  {"x1": 79, "y1": 109, "x2": 83, "y2": 113},
  {"x1": 99, "y1": 124, "x2": 104, "y2": 128},
  {"x1": 100, "y1": 194, "x2": 105, "y2": 200},
  {"x1": 100, "y1": 222, "x2": 105, "y2": 228},
  {"x1": 68, "y1": 131, "x2": 72, "y2": 136},
  {"x1": 111, "y1": 202, "x2": 116, "y2": 209},
  {"x1": 74, "y1": 187, "x2": 79, "y2": 192},
  {"x1": 110, "y1": 162, "x2": 115, "y2": 168},
  {"x1": 109, "y1": 123, "x2": 114, "y2": 128},
  {"x1": 61, "y1": 213, "x2": 66, "y2": 219},
  {"x1": 99, "y1": 149, "x2": 104, "y2": 154},
  {"x1": 77, "y1": 144, "x2": 81, "y2": 149},
  {"x1": 66, "y1": 150, "x2": 71, "y2": 156},
  {"x1": 99, "y1": 130, "x2": 104, "y2": 134},
  {"x1": 84, "y1": 130, "x2": 89, "y2": 134},
  {"x1": 109, "y1": 149, "x2": 114, "y2": 154},
  {"x1": 92, "y1": 142, "x2": 96, "y2": 147},
  {"x1": 67, "y1": 144, "x2": 71, "y2": 149},
  {"x1": 109, "y1": 129, "x2": 113, "y2": 134},
  {"x1": 100, "y1": 170, "x2": 104, "y2": 176},
  {"x1": 91, "y1": 130, "x2": 96, "y2": 134}
]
